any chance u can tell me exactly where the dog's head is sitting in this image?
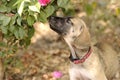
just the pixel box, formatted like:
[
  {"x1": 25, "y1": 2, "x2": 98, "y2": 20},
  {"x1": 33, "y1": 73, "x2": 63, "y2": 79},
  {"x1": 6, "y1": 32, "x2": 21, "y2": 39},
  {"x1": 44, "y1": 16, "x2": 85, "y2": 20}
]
[
  {"x1": 49, "y1": 16, "x2": 91, "y2": 59},
  {"x1": 49, "y1": 16, "x2": 84, "y2": 43}
]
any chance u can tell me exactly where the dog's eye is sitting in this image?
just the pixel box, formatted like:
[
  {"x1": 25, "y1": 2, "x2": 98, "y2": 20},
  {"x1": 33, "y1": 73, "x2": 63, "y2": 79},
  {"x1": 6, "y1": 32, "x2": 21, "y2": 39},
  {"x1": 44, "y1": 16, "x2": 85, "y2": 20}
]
[
  {"x1": 63, "y1": 32, "x2": 67, "y2": 36},
  {"x1": 65, "y1": 19, "x2": 73, "y2": 25}
]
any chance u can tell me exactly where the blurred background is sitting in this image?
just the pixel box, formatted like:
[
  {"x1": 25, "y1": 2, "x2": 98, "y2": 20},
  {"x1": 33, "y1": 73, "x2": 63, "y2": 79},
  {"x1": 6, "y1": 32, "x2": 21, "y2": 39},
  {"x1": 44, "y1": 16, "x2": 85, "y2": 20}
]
[{"x1": 0, "y1": 0, "x2": 120, "y2": 80}]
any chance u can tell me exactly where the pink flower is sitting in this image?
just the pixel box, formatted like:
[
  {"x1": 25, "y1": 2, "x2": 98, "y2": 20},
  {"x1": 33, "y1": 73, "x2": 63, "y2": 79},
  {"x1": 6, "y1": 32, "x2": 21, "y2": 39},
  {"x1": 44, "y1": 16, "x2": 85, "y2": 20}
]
[
  {"x1": 38, "y1": 0, "x2": 50, "y2": 6},
  {"x1": 52, "y1": 71, "x2": 63, "y2": 78}
]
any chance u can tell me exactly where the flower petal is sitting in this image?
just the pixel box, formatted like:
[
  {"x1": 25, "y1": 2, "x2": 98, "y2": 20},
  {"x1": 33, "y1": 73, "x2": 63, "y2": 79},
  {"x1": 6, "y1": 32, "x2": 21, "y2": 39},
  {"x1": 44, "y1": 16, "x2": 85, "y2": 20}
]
[
  {"x1": 52, "y1": 71, "x2": 63, "y2": 78},
  {"x1": 38, "y1": 0, "x2": 50, "y2": 6}
]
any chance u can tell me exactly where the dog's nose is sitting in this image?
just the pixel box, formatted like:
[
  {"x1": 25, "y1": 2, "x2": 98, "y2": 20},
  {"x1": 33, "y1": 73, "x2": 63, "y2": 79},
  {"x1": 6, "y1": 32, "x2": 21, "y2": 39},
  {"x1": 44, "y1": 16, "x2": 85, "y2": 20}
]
[
  {"x1": 48, "y1": 16, "x2": 56, "y2": 23},
  {"x1": 48, "y1": 16, "x2": 56, "y2": 24}
]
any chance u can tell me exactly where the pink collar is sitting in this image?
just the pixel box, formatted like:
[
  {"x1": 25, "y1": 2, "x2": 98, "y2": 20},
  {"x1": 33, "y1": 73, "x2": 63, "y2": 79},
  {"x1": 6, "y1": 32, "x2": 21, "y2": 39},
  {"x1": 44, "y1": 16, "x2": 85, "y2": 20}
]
[{"x1": 69, "y1": 47, "x2": 92, "y2": 64}]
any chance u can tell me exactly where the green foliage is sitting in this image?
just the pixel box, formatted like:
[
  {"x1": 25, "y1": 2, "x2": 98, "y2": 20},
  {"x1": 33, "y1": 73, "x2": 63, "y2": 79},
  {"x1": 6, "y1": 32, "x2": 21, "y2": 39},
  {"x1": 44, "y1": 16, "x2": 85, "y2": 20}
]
[
  {"x1": 38, "y1": 5, "x2": 55, "y2": 22},
  {"x1": 84, "y1": 4, "x2": 93, "y2": 15},
  {"x1": 57, "y1": 0, "x2": 69, "y2": 8},
  {"x1": 0, "y1": 4, "x2": 8, "y2": 12},
  {"x1": 0, "y1": 0, "x2": 73, "y2": 68}
]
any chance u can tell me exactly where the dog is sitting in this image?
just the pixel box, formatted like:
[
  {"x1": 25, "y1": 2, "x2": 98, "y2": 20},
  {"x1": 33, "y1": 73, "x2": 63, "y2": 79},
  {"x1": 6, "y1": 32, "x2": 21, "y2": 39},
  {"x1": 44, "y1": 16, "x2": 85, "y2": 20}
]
[{"x1": 49, "y1": 16, "x2": 119, "y2": 80}]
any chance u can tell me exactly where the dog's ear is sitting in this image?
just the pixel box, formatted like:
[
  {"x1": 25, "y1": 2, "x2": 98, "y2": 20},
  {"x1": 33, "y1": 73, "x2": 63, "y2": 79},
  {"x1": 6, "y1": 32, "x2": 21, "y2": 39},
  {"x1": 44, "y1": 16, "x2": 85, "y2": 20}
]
[{"x1": 73, "y1": 20, "x2": 91, "y2": 47}]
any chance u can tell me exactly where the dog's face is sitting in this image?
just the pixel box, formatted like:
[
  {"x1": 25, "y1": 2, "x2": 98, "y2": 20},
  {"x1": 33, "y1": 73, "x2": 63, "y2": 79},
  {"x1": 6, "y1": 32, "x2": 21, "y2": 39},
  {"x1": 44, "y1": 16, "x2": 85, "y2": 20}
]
[
  {"x1": 49, "y1": 16, "x2": 84, "y2": 42},
  {"x1": 49, "y1": 16, "x2": 91, "y2": 60}
]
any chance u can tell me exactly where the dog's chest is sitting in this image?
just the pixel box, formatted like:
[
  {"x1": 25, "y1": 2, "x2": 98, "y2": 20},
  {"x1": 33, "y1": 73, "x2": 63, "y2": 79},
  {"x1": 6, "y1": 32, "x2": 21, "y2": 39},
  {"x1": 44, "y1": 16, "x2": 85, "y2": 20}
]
[
  {"x1": 69, "y1": 52, "x2": 101, "y2": 80},
  {"x1": 69, "y1": 65, "x2": 94, "y2": 80}
]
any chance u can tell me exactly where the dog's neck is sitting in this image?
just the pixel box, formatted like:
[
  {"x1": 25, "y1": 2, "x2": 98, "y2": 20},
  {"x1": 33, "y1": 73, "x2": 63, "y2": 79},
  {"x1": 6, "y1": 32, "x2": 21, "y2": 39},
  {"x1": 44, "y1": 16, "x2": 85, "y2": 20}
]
[
  {"x1": 71, "y1": 25, "x2": 91, "y2": 59},
  {"x1": 72, "y1": 44, "x2": 91, "y2": 57},
  {"x1": 63, "y1": 21, "x2": 92, "y2": 62}
]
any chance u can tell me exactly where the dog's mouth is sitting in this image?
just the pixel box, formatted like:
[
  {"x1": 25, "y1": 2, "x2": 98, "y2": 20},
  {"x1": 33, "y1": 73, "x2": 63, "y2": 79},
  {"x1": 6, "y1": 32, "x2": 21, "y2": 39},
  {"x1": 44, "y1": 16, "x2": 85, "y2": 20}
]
[
  {"x1": 49, "y1": 16, "x2": 64, "y2": 34},
  {"x1": 49, "y1": 22, "x2": 62, "y2": 34},
  {"x1": 63, "y1": 37, "x2": 79, "y2": 60}
]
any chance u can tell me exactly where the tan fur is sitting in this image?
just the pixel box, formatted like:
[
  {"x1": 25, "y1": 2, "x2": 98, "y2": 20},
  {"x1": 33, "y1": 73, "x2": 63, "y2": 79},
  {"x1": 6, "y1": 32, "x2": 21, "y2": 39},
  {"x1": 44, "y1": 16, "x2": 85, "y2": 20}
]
[
  {"x1": 49, "y1": 17, "x2": 119, "y2": 80},
  {"x1": 64, "y1": 18, "x2": 119, "y2": 80},
  {"x1": 96, "y1": 43, "x2": 119, "y2": 80}
]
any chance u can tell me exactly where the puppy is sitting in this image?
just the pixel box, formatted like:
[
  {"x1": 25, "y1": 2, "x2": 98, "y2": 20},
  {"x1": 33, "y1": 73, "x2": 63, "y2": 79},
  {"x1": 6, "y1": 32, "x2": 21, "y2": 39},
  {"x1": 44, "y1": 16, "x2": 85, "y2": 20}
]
[{"x1": 49, "y1": 16, "x2": 119, "y2": 80}]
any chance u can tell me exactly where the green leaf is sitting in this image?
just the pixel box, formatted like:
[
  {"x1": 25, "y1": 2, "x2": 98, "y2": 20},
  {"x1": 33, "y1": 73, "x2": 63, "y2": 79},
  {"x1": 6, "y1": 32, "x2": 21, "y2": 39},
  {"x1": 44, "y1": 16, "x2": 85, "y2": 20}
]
[
  {"x1": 25, "y1": 0, "x2": 31, "y2": 2},
  {"x1": 17, "y1": 17, "x2": 22, "y2": 26},
  {"x1": 14, "y1": 27, "x2": 19, "y2": 39},
  {"x1": 84, "y1": 4, "x2": 93, "y2": 15},
  {"x1": 35, "y1": 2, "x2": 41, "y2": 10},
  {"x1": 29, "y1": 5, "x2": 40, "y2": 13},
  {"x1": 27, "y1": 16, "x2": 35, "y2": 26},
  {"x1": 7, "y1": 0, "x2": 17, "y2": 9},
  {"x1": 38, "y1": 5, "x2": 55, "y2": 23},
  {"x1": 44, "y1": 5, "x2": 55, "y2": 17},
  {"x1": 28, "y1": 27, "x2": 34, "y2": 39},
  {"x1": 0, "y1": 14, "x2": 10, "y2": 34},
  {"x1": 13, "y1": 27, "x2": 26, "y2": 39},
  {"x1": 19, "y1": 27, "x2": 26, "y2": 39},
  {"x1": 3, "y1": 17, "x2": 11, "y2": 27},
  {"x1": 0, "y1": 5, "x2": 8, "y2": 12},
  {"x1": 13, "y1": 0, "x2": 23, "y2": 6},
  {"x1": 50, "y1": 0, "x2": 55, "y2": 3},
  {"x1": 9, "y1": 25, "x2": 15, "y2": 32},
  {"x1": 0, "y1": 26, "x2": 8, "y2": 34},
  {"x1": 10, "y1": 14, "x2": 18, "y2": 26},
  {"x1": 57, "y1": 0, "x2": 69, "y2": 8},
  {"x1": 24, "y1": 38, "x2": 31, "y2": 46},
  {"x1": 17, "y1": 1, "x2": 25, "y2": 16},
  {"x1": 29, "y1": 2, "x2": 40, "y2": 13},
  {"x1": 38, "y1": 11, "x2": 47, "y2": 23},
  {"x1": 0, "y1": 14, "x2": 11, "y2": 26}
]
